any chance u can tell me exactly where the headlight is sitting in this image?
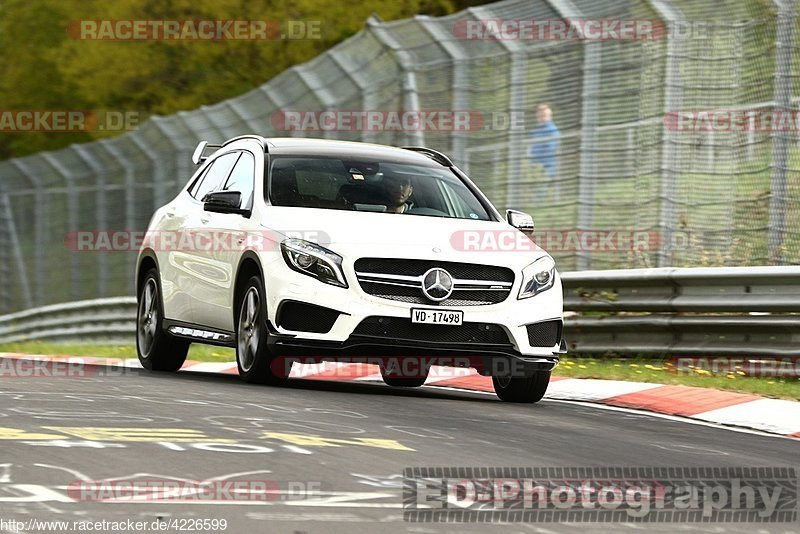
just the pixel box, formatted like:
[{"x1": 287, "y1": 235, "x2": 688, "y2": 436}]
[
  {"x1": 280, "y1": 239, "x2": 348, "y2": 288},
  {"x1": 518, "y1": 256, "x2": 556, "y2": 299}
]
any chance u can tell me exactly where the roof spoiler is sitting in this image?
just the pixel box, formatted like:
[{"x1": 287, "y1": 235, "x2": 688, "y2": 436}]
[
  {"x1": 192, "y1": 136, "x2": 269, "y2": 165},
  {"x1": 401, "y1": 146, "x2": 453, "y2": 167},
  {"x1": 191, "y1": 141, "x2": 222, "y2": 165}
]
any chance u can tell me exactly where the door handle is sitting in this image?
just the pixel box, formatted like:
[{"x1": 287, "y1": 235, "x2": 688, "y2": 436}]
[
  {"x1": 165, "y1": 211, "x2": 175, "y2": 218},
  {"x1": 200, "y1": 217, "x2": 210, "y2": 224}
]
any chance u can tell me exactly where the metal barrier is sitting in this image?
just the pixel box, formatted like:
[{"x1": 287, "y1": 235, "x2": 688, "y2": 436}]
[
  {"x1": 0, "y1": 267, "x2": 798, "y2": 356},
  {"x1": 561, "y1": 266, "x2": 800, "y2": 356},
  {"x1": 2, "y1": 0, "x2": 800, "y2": 315},
  {"x1": 562, "y1": 266, "x2": 800, "y2": 312},
  {"x1": 0, "y1": 297, "x2": 136, "y2": 345}
]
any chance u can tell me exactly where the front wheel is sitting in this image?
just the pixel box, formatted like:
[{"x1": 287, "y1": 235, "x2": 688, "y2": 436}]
[
  {"x1": 136, "y1": 269, "x2": 189, "y2": 371},
  {"x1": 236, "y1": 276, "x2": 288, "y2": 385},
  {"x1": 492, "y1": 371, "x2": 551, "y2": 403}
]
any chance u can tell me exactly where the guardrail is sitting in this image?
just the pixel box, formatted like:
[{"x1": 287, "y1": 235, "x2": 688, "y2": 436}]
[
  {"x1": 0, "y1": 297, "x2": 136, "y2": 345},
  {"x1": 561, "y1": 266, "x2": 800, "y2": 356},
  {"x1": 0, "y1": 266, "x2": 798, "y2": 356}
]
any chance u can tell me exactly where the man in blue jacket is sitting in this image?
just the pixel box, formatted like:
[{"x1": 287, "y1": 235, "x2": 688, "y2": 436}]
[{"x1": 528, "y1": 105, "x2": 561, "y2": 200}]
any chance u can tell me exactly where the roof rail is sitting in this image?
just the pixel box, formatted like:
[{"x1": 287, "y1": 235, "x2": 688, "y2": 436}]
[
  {"x1": 401, "y1": 146, "x2": 453, "y2": 167},
  {"x1": 191, "y1": 136, "x2": 268, "y2": 165}
]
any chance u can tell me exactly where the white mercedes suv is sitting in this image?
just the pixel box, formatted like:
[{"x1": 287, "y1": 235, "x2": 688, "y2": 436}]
[{"x1": 136, "y1": 136, "x2": 565, "y2": 402}]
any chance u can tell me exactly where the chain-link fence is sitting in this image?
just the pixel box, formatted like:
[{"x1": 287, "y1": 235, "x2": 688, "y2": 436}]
[{"x1": 0, "y1": 0, "x2": 798, "y2": 313}]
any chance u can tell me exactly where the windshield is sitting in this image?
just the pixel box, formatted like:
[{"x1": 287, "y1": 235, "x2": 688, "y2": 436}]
[{"x1": 267, "y1": 156, "x2": 492, "y2": 220}]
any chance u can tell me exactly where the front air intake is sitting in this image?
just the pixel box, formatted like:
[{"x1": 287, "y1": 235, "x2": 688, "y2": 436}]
[{"x1": 277, "y1": 301, "x2": 341, "y2": 334}]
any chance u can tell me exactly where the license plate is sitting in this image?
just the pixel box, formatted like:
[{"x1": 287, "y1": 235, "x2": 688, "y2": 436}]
[{"x1": 411, "y1": 308, "x2": 463, "y2": 325}]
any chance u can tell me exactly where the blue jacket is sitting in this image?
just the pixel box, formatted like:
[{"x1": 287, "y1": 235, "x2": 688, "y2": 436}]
[{"x1": 529, "y1": 120, "x2": 560, "y2": 177}]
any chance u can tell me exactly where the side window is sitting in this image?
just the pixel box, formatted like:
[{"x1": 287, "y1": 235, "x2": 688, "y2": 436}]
[
  {"x1": 223, "y1": 152, "x2": 255, "y2": 208},
  {"x1": 190, "y1": 152, "x2": 239, "y2": 200},
  {"x1": 187, "y1": 165, "x2": 211, "y2": 198}
]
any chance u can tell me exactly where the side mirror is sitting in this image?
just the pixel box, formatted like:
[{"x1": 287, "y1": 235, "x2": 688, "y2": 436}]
[
  {"x1": 203, "y1": 191, "x2": 250, "y2": 216},
  {"x1": 506, "y1": 209, "x2": 534, "y2": 233}
]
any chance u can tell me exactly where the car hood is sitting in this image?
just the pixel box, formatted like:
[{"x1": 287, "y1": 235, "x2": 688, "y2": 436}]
[{"x1": 259, "y1": 207, "x2": 549, "y2": 270}]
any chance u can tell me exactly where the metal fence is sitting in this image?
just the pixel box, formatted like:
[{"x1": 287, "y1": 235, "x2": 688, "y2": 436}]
[{"x1": 1, "y1": 0, "x2": 799, "y2": 313}]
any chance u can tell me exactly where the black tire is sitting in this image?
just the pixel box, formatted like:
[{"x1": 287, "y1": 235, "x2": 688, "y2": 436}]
[
  {"x1": 235, "y1": 276, "x2": 288, "y2": 385},
  {"x1": 380, "y1": 359, "x2": 429, "y2": 388},
  {"x1": 136, "y1": 269, "x2": 189, "y2": 371},
  {"x1": 492, "y1": 371, "x2": 551, "y2": 403}
]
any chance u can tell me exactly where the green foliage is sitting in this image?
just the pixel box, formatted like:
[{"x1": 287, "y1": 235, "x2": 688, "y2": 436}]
[{"x1": 0, "y1": 0, "x2": 494, "y2": 159}]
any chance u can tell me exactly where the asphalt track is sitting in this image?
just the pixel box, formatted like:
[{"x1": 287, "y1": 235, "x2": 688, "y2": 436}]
[{"x1": 0, "y1": 362, "x2": 797, "y2": 534}]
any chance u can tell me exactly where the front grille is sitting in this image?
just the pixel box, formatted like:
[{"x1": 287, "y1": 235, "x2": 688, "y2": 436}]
[
  {"x1": 354, "y1": 258, "x2": 514, "y2": 306},
  {"x1": 526, "y1": 320, "x2": 562, "y2": 347},
  {"x1": 277, "y1": 300, "x2": 341, "y2": 334},
  {"x1": 358, "y1": 281, "x2": 509, "y2": 306},
  {"x1": 355, "y1": 258, "x2": 513, "y2": 282},
  {"x1": 351, "y1": 316, "x2": 510, "y2": 345}
]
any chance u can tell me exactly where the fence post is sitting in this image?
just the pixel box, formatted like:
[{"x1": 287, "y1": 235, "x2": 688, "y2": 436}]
[
  {"x1": 10, "y1": 160, "x2": 46, "y2": 306},
  {"x1": 327, "y1": 48, "x2": 375, "y2": 143},
  {"x1": 768, "y1": 0, "x2": 796, "y2": 263},
  {"x1": 73, "y1": 145, "x2": 109, "y2": 298},
  {"x1": 416, "y1": 15, "x2": 469, "y2": 168},
  {"x1": 295, "y1": 65, "x2": 339, "y2": 140},
  {"x1": 99, "y1": 140, "x2": 137, "y2": 295},
  {"x1": 367, "y1": 16, "x2": 425, "y2": 148},
  {"x1": 0, "y1": 192, "x2": 9, "y2": 312},
  {"x1": 647, "y1": 0, "x2": 685, "y2": 267},
  {"x1": 41, "y1": 152, "x2": 81, "y2": 302},
  {"x1": 575, "y1": 41, "x2": 601, "y2": 271},
  {"x1": 467, "y1": 6, "x2": 526, "y2": 212},
  {"x1": 542, "y1": 0, "x2": 598, "y2": 270},
  {"x1": 261, "y1": 85, "x2": 292, "y2": 137},
  {"x1": 0, "y1": 193, "x2": 32, "y2": 311}
]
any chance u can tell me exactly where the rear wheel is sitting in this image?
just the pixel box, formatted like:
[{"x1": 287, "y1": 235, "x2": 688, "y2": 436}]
[
  {"x1": 236, "y1": 276, "x2": 288, "y2": 385},
  {"x1": 380, "y1": 359, "x2": 429, "y2": 388},
  {"x1": 136, "y1": 269, "x2": 189, "y2": 371},
  {"x1": 492, "y1": 371, "x2": 550, "y2": 403}
]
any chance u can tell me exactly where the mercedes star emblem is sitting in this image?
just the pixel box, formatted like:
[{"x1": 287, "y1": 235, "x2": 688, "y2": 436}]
[{"x1": 421, "y1": 268, "x2": 454, "y2": 302}]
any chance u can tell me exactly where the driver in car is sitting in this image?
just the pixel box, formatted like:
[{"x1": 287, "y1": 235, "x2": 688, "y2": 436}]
[{"x1": 381, "y1": 173, "x2": 414, "y2": 213}]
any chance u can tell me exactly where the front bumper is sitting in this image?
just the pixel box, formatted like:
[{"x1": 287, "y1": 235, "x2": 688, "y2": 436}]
[
  {"x1": 263, "y1": 255, "x2": 565, "y2": 361},
  {"x1": 267, "y1": 330, "x2": 564, "y2": 376}
]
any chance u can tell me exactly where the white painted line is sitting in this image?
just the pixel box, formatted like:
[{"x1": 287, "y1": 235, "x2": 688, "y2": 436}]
[
  {"x1": 692, "y1": 398, "x2": 800, "y2": 436},
  {"x1": 353, "y1": 373, "x2": 383, "y2": 382},
  {"x1": 545, "y1": 399, "x2": 800, "y2": 441},
  {"x1": 544, "y1": 378, "x2": 664, "y2": 401},
  {"x1": 182, "y1": 362, "x2": 236, "y2": 373},
  {"x1": 288, "y1": 362, "x2": 350, "y2": 378},
  {"x1": 424, "y1": 366, "x2": 476, "y2": 384}
]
